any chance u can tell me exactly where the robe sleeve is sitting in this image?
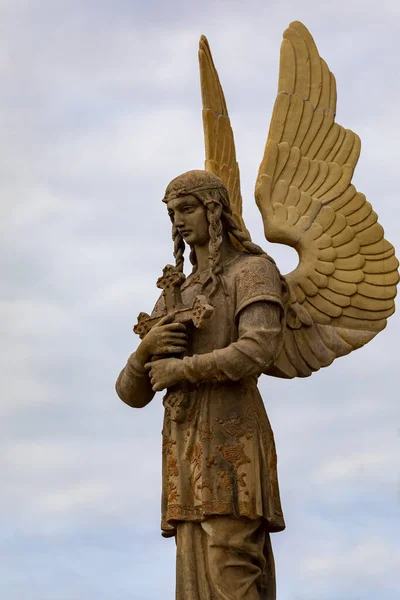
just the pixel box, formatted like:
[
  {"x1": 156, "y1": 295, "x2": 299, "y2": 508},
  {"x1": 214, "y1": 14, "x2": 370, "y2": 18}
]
[
  {"x1": 115, "y1": 353, "x2": 155, "y2": 408},
  {"x1": 115, "y1": 293, "x2": 165, "y2": 408},
  {"x1": 182, "y1": 257, "x2": 285, "y2": 383}
]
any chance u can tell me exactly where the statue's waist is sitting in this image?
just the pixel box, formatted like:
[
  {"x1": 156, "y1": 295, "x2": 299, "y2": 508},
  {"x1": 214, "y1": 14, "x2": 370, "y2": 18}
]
[
  {"x1": 165, "y1": 375, "x2": 257, "y2": 395},
  {"x1": 163, "y1": 377, "x2": 258, "y2": 422}
]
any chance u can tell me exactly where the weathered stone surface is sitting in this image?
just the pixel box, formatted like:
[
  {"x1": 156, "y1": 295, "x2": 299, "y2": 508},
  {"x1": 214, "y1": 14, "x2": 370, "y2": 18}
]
[{"x1": 116, "y1": 22, "x2": 398, "y2": 600}]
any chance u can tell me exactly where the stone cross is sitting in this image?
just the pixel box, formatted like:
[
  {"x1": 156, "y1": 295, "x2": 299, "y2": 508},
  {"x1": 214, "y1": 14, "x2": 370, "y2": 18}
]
[{"x1": 133, "y1": 264, "x2": 214, "y2": 339}]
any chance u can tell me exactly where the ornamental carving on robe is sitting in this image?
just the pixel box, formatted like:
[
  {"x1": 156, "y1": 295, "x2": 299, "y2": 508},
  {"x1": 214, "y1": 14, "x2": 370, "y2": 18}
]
[{"x1": 116, "y1": 21, "x2": 398, "y2": 600}]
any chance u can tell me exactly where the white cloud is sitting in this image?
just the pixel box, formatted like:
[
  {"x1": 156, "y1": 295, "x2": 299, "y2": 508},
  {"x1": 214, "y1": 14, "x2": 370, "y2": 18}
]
[
  {"x1": 313, "y1": 450, "x2": 395, "y2": 483},
  {"x1": 1, "y1": 1, "x2": 399, "y2": 599}
]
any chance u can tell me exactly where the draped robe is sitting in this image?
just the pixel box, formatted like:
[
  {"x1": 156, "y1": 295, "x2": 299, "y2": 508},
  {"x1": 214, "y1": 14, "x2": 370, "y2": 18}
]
[{"x1": 116, "y1": 252, "x2": 286, "y2": 599}]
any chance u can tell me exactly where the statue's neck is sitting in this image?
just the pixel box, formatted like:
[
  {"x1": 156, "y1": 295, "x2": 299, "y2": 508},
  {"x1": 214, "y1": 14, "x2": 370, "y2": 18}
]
[{"x1": 193, "y1": 234, "x2": 239, "y2": 273}]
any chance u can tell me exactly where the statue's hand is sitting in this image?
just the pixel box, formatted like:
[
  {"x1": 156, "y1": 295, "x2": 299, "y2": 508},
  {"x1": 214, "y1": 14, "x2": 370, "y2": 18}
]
[
  {"x1": 145, "y1": 358, "x2": 185, "y2": 392},
  {"x1": 136, "y1": 313, "x2": 188, "y2": 364}
]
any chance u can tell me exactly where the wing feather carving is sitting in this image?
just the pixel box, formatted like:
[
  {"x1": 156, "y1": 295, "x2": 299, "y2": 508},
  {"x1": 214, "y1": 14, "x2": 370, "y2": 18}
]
[
  {"x1": 256, "y1": 21, "x2": 399, "y2": 377},
  {"x1": 198, "y1": 35, "x2": 249, "y2": 237},
  {"x1": 199, "y1": 22, "x2": 398, "y2": 379}
]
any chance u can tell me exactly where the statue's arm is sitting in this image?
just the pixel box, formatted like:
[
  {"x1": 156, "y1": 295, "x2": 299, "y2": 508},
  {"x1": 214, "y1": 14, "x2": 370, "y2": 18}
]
[
  {"x1": 182, "y1": 300, "x2": 283, "y2": 383},
  {"x1": 115, "y1": 351, "x2": 156, "y2": 408},
  {"x1": 116, "y1": 299, "x2": 188, "y2": 406}
]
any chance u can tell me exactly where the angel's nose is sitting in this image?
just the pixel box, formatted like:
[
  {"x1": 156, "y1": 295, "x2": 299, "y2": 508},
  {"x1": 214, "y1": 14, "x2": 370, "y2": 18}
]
[{"x1": 174, "y1": 212, "x2": 185, "y2": 228}]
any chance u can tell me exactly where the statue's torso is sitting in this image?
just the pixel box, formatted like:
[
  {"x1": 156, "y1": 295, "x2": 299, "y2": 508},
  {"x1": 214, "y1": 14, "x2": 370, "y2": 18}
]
[{"x1": 158, "y1": 253, "x2": 286, "y2": 536}]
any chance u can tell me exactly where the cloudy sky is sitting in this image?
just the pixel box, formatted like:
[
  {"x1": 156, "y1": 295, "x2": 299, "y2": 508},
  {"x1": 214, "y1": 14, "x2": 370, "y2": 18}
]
[{"x1": 2, "y1": 0, "x2": 399, "y2": 599}]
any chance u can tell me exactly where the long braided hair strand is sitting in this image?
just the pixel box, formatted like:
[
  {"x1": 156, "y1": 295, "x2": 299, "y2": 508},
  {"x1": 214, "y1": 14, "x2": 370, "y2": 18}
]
[{"x1": 171, "y1": 186, "x2": 289, "y2": 307}]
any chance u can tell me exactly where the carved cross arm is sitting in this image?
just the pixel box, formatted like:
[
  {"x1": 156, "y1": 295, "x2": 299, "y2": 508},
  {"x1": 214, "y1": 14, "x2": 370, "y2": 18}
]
[{"x1": 134, "y1": 295, "x2": 214, "y2": 340}]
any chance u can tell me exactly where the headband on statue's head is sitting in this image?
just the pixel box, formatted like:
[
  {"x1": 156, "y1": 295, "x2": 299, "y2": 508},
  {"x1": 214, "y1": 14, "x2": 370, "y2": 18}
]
[{"x1": 162, "y1": 169, "x2": 227, "y2": 203}]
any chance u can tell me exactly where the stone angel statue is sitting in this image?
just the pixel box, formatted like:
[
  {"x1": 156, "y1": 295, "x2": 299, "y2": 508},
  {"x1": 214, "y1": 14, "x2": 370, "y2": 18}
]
[{"x1": 115, "y1": 21, "x2": 398, "y2": 600}]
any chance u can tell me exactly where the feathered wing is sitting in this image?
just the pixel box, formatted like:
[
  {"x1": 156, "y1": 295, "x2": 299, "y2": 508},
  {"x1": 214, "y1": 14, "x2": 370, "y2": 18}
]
[
  {"x1": 198, "y1": 35, "x2": 249, "y2": 237},
  {"x1": 256, "y1": 21, "x2": 399, "y2": 378}
]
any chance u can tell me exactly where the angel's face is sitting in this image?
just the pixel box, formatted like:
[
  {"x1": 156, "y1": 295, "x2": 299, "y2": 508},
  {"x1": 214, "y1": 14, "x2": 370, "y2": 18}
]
[{"x1": 167, "y1": 195, "x2": 209, "y2": 247}]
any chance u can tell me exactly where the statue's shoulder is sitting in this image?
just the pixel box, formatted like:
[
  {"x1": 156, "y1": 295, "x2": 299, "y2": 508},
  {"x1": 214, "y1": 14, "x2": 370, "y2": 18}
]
[
  {"x1": 150, "y1": 292, "x2": 166, "y2": 319},
  {"x1": 228, "y1": 252, "x2": 279, "y2": 280}
]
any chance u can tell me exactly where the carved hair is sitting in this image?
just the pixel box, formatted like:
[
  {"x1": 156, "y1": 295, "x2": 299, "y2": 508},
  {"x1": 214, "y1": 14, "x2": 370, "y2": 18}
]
[{"x1": 165, "y1": 170, "x2": 288, "y2": 302}]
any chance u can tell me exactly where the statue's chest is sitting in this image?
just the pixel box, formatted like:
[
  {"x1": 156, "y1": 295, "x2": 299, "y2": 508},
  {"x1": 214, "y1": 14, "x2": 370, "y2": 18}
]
[{"x1": 181, "y1": 278, "x2": 237, "y2": 354}]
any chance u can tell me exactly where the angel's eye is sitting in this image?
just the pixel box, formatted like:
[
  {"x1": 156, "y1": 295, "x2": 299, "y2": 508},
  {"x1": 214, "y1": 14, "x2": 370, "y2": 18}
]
[{"x1": 183, "y1": 206, "x2": 195, "y2": 213}]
